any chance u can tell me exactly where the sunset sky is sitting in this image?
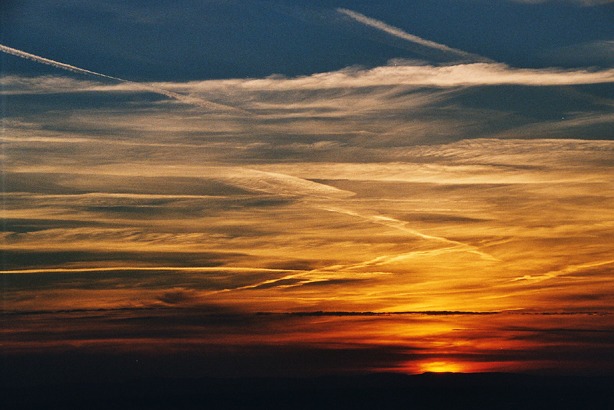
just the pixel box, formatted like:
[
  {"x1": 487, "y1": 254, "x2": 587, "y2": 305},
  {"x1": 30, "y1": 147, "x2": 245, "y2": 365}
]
[{"x1": 1, "y1": 0, "x2": 614, "y2": 384}]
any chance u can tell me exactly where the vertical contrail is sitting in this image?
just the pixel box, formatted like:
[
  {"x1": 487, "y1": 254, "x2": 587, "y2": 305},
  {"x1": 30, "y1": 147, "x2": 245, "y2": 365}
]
[
  {"x1": 0, "y1": 43, "x2": 249, "y2": 114},
  {"x1": 337, "y1": 8, "x2": 491, "y2": 63}
]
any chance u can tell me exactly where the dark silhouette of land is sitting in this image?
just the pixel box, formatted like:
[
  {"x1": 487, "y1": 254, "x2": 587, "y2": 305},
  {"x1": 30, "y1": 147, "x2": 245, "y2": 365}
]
[{"x1": 3, "y1": 372, "x2": 613, "y2": 410}]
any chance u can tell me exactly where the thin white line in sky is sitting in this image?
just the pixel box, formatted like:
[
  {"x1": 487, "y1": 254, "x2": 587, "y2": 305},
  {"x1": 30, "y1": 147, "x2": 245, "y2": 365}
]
[
  {"x1": 0, "y1": 43, "x2": 249, "y2": 114},
  {"x1": 337, "y1": 8, "x2": 492, "y2": 62},
  {"x1": 0, "y1": 43, "x2": 125, "y2": 81}
]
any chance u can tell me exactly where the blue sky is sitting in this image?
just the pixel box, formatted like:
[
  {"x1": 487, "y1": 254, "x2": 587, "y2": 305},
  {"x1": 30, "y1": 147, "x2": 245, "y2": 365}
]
[{"x1": 2, "y1": 0, "x2": 614, "y2": 80}]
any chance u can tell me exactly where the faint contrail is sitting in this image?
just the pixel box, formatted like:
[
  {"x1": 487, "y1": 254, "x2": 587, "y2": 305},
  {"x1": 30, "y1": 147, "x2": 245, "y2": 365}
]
[
  {"x1": 337, "y1": 8, "x2": 491, "y2": 63},
  {"x1": 0, "y1": 43, "x2": 249, "y2": 114}
]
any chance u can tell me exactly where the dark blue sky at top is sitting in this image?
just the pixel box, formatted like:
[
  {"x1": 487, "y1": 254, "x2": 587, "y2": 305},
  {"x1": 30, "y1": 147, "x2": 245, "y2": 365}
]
[{"x1": 1, "y1": 0, "x2": 613, "y2": 81}]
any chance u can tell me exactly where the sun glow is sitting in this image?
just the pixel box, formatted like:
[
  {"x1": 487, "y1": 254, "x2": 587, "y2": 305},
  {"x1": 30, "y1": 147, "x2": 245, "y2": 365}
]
[{"x1": 418, "y1": 361, "x2": 465, "y2": 374}]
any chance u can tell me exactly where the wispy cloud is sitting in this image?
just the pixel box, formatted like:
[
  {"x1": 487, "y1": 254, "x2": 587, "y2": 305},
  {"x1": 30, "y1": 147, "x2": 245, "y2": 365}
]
[
  {"x1": 511, "y1": 259, "x2": 614, "y2": 283},
  {"x1": 97, "y1": 65, "x2": 614, "y2": 98},
  {"x1": 5, "y1": 63, "x2": 614, "y2": 98},
  {"x1": 194, "y1": 63, "x2": 614, "y2": 90},
  {"x1": 337, "y1": 8, "x2": 492, "y2": 63},
  {"x1": 0, "y1": 43, "x2": 246, "y2": 113},
  {"x1": 2, "y1": 43, "x2": 613, "y2": 317}
]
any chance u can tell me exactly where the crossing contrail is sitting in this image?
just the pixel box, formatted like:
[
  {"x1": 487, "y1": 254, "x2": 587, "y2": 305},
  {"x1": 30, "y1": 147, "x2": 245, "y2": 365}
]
[
  {"x1": 0, "y1": 43, "x2": 249, "y2": 114},
  {"x1": 337, "y1": 8, "x2": 492, "y2": 63}
]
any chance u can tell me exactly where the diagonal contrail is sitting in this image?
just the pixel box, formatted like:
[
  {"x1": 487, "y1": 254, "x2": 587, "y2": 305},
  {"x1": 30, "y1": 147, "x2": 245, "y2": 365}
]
[
  {"x1": 337, "y1": 8, "x2": 492, "y2": 63},
  {"x1": 0, "y1": 43, "x2": 249, "y2": 114},
  {"x1": 0, "y1": 43, "x2": 125, "y2": 81}
]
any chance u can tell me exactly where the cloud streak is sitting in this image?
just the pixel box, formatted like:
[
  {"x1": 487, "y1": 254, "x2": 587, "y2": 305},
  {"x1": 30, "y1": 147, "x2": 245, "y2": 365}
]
[
  {"x1": 0, "y1": 43, "x2": 247, "y2": 114},
  {"x1": 337, "y1": 8, "x2": 492, "y2": 63},
  {"x1": 138, "y1": 64, "x2": 614, "y2": 96},
  {"x1": 5, "y1": 64, "x2": 614, "y2": 100}
]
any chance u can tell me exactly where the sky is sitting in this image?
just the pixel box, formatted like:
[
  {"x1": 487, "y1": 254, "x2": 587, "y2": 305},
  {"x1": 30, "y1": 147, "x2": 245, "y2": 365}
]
[{"x1": 1, "y1": 0, "x2": 614, "y2": 384}]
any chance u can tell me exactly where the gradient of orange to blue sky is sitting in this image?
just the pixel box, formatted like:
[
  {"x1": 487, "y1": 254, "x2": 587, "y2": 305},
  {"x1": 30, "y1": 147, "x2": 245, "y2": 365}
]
[{"x1": 1, "y1": 0, "x2": 614, "y2": 384}]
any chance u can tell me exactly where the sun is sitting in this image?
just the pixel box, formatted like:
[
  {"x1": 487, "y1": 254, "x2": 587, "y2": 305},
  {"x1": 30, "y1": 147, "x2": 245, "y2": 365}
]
[{"x1": 418, "y1": 361, "x2": 465, "y2": 374}]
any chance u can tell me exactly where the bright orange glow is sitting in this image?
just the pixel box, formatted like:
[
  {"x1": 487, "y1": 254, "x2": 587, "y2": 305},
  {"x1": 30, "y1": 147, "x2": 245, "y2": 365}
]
[{"x1": 418, "y1": 361, "x2": 465, "y2": 373}]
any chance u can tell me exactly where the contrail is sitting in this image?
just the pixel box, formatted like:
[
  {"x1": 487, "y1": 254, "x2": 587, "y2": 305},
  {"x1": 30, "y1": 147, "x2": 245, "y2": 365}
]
[
  {"x1": 0, "y1": 43, "x2": 126, "y2": 81},
  {"x1": 337, "y1": 8, "x2": 491, "y2": 63},
  {"x1": 0, "y1": 43, "x2": 249, "y2": 114}
]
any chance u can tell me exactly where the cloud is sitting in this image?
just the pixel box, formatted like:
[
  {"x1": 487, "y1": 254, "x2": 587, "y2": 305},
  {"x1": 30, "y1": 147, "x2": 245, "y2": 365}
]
[
  {"x1": 0, "y1": 43, "x2": 246, "y2": 113},
  {"x1": 4, "y1": 136, "x2": 613, "y2": 312},
  {"x1": 197, "y1": 63, "x2": 614, "y2": 90},
  {"x1": 5, "y1": 66, "x2": 611, "y2": 165},
  {"x1": 107, "y1": 64, "x2": 614, "y2": 96},
  {"x1": 512, "y1": 260, "x2": 614, "y2": 283},
  {"x1": 216, "y1": 168, "x2": 354, "y2": 198},
  {"x1": 5, "y1": 64, "x2": 614, "y2": 102},
  {"x1": 337, "y1": 8, "x2": 491, "y2": 63},
  {"x1": 3, "y1": 60, "x2": 614, "y2": 317}
]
